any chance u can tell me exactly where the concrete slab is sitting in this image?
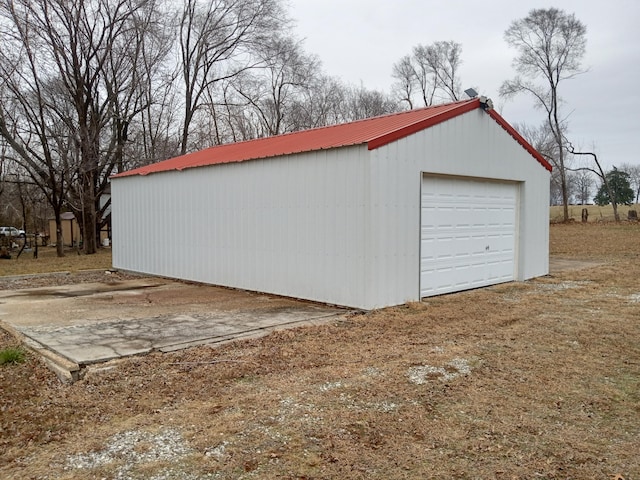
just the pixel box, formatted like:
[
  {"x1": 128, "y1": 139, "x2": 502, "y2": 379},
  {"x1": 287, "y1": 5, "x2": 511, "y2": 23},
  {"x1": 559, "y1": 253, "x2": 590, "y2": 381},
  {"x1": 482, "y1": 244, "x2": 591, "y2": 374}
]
[
  {"x1": 12, "y1": 308, "x2": 342, "y2": 365},
  {"x1": 0, "y1": 277, "x2": 346, "y2": 371}
]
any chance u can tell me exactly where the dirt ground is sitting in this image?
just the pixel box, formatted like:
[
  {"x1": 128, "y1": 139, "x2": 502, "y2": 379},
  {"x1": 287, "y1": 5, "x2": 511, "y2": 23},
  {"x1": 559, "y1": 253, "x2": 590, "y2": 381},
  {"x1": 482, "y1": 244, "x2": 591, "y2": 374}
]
[{"x1": 1, "y1": 222, "x2": 639, "y2": 479}]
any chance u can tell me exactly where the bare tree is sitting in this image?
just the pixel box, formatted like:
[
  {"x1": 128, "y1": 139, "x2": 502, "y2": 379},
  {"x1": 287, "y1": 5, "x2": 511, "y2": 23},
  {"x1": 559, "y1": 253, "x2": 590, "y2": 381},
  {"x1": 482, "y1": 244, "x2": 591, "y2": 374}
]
[
  {"x1": 343, "y1": 85, "x2": 399, "y2": 121},
  {"x1": 214, "y1": 80, "x2": 261, "y2": 142},
  {"x1": 0, "y1": 148, "x2": 53, "y2": 238},
  {"x1": 79, "y1": 0, "x2": 172, "y2": 249},
  {"x1": 392, "y1": 55, "x2": 417, "y2": 109},
  {"x1": 570, "y1": 170, "x2": 594, "y2": 204},
  {"x1": 126, "y1": 2, "x2": 180, "y2": 169},
  {"x1": 392, "y1": 41, "x2": 462, "y2": 108},
  {"x1": 0, "y1": 0, "x2": 170, "y2": 254},
  {"x1": 515, "y1": 121, "x2": 568, "y2": 205},
  {"x1": 417, "y1": 41, "x2": 462, "y2": 102},
  {"x1": 288, "y1": 75, "x2": 346, "y2": 130},
  {"x1": 2, "y1": 0, "x2": 350, "y2": 254},
  {"x1": 3, "y1": 171, "x2": 42, "y2": 234},
  {"x1": 0, "y1": 5, "x2": 72, "y2": 256},
  {"x1": 177, "y1": 0, "x2": 285, "y2": 154},
  {"x1": 232, "y1": 35, "x2": 320, "y2": 136},
  {"x1": 501, "y1": 8, "x2": 587, "y2": 222},
  {"x1": 129, "y1": 78, "x2": 182, "y2": 169},
  {"x1": 566, "y1": 143, "x2": 622, "y2": 220},
  {"x1": 515, "y1": 122, "x2": 557, "y2": 160}
]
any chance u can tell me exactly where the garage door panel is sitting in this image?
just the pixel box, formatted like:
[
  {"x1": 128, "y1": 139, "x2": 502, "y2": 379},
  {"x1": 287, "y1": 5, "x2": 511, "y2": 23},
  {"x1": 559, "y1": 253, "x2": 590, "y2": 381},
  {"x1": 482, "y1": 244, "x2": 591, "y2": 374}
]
[{"x1": 421, "y1": 176, "x2": 517, "y2": 297}]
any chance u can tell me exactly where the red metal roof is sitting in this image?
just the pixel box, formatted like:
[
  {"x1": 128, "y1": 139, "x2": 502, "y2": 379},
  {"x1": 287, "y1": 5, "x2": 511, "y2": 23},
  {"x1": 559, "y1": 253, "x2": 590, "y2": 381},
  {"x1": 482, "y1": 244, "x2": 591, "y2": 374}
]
[{"x1": 113, "y1": 98, "x2": 551, "y2": 178}]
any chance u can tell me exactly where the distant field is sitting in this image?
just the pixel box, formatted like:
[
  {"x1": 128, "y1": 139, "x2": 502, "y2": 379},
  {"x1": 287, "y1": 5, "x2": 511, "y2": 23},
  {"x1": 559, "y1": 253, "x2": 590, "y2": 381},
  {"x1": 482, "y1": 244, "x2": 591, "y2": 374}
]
[{"x1": 550, "y1": 203, "x2": 640, "y2": 222}]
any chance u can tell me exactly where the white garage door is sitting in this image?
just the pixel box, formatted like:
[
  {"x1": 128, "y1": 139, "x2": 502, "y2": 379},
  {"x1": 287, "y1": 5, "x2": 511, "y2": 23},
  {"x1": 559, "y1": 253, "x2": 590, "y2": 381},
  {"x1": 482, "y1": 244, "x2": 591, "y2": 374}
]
[{"x1": 420, "y1": 175, "x2": 518, "y2": 297}]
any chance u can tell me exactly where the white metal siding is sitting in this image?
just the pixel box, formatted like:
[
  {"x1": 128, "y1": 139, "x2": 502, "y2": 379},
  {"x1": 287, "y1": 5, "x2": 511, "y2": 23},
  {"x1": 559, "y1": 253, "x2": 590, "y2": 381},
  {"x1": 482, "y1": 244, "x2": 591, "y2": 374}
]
[
  {"x1": 112, "y1": 146, "x2": 373, "y2": 309},
  {"x1": 420, "y1": 176, "x2": 518, "y2": 296}
]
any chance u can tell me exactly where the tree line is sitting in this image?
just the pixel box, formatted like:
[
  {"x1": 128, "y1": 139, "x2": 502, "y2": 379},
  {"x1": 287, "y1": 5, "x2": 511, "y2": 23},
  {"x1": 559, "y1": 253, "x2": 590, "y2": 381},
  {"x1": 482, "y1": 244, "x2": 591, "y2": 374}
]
[
  {"x1": 0, "y1": 0, "x2": 412, "y2": 255},
  {"x1": 0, "y1": 2, "x2": 636, "y2": 256}
]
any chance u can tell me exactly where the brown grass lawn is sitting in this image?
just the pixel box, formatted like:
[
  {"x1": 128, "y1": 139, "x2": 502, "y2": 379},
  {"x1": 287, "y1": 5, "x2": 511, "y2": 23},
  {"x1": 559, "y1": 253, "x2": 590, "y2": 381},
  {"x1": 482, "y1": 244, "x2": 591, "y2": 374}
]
[
  {"x1": 1, "y1": 223, "x2": 639, "y2": 479},
  {"x1": 0, "y1": 245, "x2": 112, "y2": 277}
]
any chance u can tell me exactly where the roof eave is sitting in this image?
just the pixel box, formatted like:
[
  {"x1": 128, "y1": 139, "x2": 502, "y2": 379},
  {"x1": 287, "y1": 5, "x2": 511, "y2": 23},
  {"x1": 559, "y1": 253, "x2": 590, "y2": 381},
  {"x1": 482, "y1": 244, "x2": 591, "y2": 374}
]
[{"x1": 111, "y1": 141, "x2": 369, "y2": 179}]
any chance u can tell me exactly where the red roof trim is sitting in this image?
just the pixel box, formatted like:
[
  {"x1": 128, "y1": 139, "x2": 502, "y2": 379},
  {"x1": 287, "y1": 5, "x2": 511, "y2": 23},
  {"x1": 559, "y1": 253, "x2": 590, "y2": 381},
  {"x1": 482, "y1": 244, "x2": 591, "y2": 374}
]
[
  {"x1": 367, "y1": 99, "x2": 481, "y2": 150},
  {"x1": 487, "y1": 109, "x2": 553, "y2": 172}
]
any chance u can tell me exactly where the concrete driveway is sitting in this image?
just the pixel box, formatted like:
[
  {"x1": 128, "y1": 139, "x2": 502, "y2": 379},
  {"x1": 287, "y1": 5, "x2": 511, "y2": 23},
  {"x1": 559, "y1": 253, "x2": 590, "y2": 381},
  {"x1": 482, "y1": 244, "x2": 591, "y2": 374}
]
[{"x1": 0, "y1": 276, "x2": 346, "y2": 381}]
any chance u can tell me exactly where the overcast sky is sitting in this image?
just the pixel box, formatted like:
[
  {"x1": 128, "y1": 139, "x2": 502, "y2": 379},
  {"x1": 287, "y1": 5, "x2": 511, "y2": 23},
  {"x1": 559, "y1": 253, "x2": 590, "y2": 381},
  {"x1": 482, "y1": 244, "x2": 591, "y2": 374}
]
[{"x1": 288, "y1": 0, "x2": 640, "y2": 169}]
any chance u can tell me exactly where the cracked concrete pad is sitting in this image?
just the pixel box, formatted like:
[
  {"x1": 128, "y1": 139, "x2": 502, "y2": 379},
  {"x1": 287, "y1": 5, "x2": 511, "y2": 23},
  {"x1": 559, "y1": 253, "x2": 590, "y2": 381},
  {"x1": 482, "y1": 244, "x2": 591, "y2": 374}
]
[
  {"x1": 14, "y1": 308, "x2": 342, "y2": 364},
  {"x1": 0, "y1": 278, "x2": 345, "y2": 365}
]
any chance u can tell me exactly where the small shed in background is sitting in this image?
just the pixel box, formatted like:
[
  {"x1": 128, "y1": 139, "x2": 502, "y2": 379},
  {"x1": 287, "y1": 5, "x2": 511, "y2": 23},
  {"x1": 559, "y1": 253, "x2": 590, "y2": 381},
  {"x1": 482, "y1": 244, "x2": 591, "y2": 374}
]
[
  {"x1": 48, "y1": 212, "x2": 111, "y2": 247},
  {"x1": 48, "y1": 212, "x2": 79, "y2": 247},
  {"x1": 111, "y1": 98, "x2": 551, "y2": 310}
]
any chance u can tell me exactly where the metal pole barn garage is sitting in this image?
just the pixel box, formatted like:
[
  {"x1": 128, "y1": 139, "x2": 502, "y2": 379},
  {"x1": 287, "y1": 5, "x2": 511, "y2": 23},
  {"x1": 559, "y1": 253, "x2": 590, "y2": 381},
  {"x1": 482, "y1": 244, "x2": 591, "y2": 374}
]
[{"x1": 111, "y1": 99, "x2": 550, "y2": 310}]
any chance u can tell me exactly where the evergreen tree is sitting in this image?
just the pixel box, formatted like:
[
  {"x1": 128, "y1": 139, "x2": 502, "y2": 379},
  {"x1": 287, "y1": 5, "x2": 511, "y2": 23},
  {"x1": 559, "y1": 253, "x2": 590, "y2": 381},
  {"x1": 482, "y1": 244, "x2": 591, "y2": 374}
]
[{"x1": 594, "y1": 168, "x2": 635, "y2": 206}]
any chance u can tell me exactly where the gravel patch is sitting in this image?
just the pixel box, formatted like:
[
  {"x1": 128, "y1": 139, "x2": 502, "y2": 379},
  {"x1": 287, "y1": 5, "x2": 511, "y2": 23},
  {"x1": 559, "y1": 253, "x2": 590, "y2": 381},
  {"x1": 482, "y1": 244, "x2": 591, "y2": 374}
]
[
  {"x1": 533, "y1": 281, "x2": 591, "y2": 292},
  {"x1": 408, "y1": 357, "x2": 473, "y2": 385},
  {"x1": 626, "y1": 293, "x2": 640, "y2": 303},
  {"x1": 65, "y1": 428, "x2": 195, "y2": 479}
]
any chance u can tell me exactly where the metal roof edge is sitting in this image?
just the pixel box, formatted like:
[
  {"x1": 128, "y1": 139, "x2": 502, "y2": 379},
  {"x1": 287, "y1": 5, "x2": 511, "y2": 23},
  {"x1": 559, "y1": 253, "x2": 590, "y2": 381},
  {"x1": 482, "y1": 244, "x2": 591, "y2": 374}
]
[
  {"x1": 111, "y1": 125, "x2": 376, "y2": 180},
  {"x1": 110, "y1": 142, "x2": 368, "y2": 179},
  {"x1": 366, "y1": 99, "x2": 480, "y2": 150},
  {"x1": 487, "y1": 109, "x2": 553, "y2": 172}
]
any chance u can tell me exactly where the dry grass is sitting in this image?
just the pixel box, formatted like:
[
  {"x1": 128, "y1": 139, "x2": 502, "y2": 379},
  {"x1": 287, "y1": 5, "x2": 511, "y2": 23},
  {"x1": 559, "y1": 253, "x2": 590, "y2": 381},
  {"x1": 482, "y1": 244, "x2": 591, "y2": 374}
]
[
  {"x1": 549, "y1": 221, "x2": 639, "y2": 261},
  {"x1": 1, "y1": 223, "x2": 639, "y2": 479},
  {"x1": 0, "y1": 246, "x2": 112, "y2": 276},
  {"x1": 550, "y1": 203, "x2": 640, "y2": 222}
]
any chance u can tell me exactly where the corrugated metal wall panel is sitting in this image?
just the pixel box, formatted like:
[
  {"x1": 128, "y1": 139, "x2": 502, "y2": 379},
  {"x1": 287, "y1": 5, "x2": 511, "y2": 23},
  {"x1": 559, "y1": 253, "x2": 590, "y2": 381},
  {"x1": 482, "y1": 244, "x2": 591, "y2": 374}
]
[
  {"x1": 366, "y1": 109, "x2": 549, "y2": 308},
  {"x1": 112, "y1": 146, "x2": 372, "y2": 309}
]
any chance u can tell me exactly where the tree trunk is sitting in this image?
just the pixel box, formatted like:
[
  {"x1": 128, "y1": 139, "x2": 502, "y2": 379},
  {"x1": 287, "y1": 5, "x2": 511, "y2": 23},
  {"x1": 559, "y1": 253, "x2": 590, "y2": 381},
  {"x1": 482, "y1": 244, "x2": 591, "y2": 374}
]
[
  {"x1": 77, "y1": 104, "x2": 99, "y2": 254},
  {"x1": 81, "y1": 174, "x2": 98, "y2": 254},
  {"x1": 180, "y1": 86, "x2": 193, "y2": 155},
  {"x1": 53, "y1": 210, "x2": 64, "y2": 257},
  {"x1": 552, "y1": 102, "x2": 570, "y2": 222},
  {"x1": 611, "y1": 201, "x2": 620, "y2": 222},
  {"x1": 560, "y1": 163, "x2": 569, "y2": 222}
]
